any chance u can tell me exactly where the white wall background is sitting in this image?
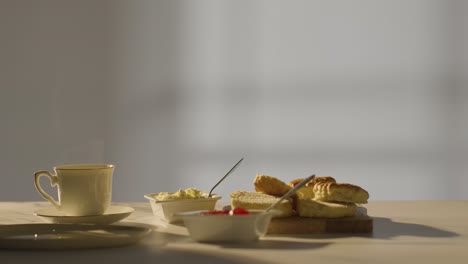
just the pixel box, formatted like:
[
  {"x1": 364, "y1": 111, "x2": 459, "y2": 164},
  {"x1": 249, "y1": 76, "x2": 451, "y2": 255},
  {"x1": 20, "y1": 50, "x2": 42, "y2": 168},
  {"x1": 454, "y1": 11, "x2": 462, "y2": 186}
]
[{"x1": 0, "y1": 0, "x2": 467, "y2": 202}]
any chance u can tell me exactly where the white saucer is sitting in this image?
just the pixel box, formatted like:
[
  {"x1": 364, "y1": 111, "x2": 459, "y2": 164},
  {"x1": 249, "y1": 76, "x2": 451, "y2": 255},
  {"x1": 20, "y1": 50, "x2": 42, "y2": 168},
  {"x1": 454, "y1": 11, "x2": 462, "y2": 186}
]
[
  {"x1": 34, "y1": 206, "x2": 134, "y2": 225},
  {"x1": 0, "y1": 223, "x2": 151, "y2": 250}
]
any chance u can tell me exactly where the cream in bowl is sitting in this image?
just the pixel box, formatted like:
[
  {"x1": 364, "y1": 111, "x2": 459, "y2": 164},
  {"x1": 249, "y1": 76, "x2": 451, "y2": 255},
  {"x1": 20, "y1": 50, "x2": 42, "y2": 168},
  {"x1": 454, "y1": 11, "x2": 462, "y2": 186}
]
[
  {"x1": 175, "y1": 208, "x2": 279, "y2": 243},
  {"x1": 144, "y1": 188, "x2": 221, "y2": 223}
]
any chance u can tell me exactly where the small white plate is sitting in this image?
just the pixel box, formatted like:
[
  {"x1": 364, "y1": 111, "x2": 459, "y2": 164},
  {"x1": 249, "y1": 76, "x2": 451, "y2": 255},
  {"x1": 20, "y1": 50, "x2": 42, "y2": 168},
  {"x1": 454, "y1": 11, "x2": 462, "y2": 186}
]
[
  {"x1": 34, "y1": 206, "x2": 134, "y2": 225},
  {"x1": 0, "y1": 223, "x2": 151, "y2": 250}
]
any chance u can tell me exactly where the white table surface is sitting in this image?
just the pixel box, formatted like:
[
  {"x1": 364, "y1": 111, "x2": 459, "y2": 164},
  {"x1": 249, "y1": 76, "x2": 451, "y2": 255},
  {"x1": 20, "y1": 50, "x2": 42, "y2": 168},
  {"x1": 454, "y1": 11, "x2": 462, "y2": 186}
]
[{"x1": 1, "y1": 201, "x2": 467, "y2": 264}]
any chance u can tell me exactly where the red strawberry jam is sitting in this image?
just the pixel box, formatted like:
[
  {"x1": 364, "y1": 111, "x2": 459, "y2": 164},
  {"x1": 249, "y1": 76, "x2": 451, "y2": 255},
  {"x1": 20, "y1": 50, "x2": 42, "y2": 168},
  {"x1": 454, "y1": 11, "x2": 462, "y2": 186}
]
[
  {"x1": 202, "y1": 207, "x2": 251, "y2": 215},
  {"x1": 230, "y1": 207, "x2": 250, "y2": 215},
  {"x1": 202, "y1": 209, "x2": 230, "y2": 215}
]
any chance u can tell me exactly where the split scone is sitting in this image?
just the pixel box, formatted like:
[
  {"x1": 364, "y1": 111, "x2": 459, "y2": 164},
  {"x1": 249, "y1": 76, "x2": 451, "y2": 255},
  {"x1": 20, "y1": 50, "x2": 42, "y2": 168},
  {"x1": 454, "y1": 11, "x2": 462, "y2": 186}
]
[
  {"x1": 296, "y1": 199, "x2": 357, "y2": 218},
  {"x1": 312, "y1": 181, "x2": 369, "y2": 204},
  {"x1": 230, "y1": 190, "x2": 293, "y2": 218},
  {"x1": 289, "y1": 176, "x2": 337, "y2": 187},
  {"x1": 289, "y1": 176, "x2": 337, "y2": 199},
  {"x1": 289, "y1": 176, "x2": 369, "y2": 204},
  {"x1": 254, "y1": 174, "x2": 292, "y2": 196}
]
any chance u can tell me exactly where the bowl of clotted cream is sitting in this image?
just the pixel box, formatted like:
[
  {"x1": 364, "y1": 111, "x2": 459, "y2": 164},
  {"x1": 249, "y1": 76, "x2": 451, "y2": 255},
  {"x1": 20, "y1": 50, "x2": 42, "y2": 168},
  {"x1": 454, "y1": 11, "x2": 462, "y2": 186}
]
[{"x1": 144, "y1": 188, "x2": 222, "y2": 223}]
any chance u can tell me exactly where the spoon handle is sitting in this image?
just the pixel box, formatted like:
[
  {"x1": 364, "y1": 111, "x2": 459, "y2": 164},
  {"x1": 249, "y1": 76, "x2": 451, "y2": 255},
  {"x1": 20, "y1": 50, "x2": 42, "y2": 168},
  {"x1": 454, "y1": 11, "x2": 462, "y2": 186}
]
[
  {"x1": 208, "y1": 158, "x2": 244, "y2": 197},
  {"x1": 265, "y1": 174, "x2": 316, "y2": 212}
]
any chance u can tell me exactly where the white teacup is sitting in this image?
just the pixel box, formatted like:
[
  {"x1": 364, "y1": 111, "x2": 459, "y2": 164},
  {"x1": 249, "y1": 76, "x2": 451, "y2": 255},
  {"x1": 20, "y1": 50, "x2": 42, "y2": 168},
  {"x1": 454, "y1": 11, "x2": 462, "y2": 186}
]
[{"x1": 34, "y1": 164, "x2": 114, "y2": 216}]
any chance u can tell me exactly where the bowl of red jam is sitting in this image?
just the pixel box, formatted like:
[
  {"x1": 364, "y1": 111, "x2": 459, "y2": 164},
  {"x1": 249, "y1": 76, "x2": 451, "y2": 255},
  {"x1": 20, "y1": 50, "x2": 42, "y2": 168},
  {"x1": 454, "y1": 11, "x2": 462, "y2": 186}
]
[{"x1": 175, "y1": 207, "x2": 279, "y2": 242}]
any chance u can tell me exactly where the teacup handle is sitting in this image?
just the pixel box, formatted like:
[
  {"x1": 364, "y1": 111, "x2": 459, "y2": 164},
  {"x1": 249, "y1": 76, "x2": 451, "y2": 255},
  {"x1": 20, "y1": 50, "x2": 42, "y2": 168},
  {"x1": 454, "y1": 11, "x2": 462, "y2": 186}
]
[{"x1": 34, "y1": 170, "x2": 60, "y2": 209}]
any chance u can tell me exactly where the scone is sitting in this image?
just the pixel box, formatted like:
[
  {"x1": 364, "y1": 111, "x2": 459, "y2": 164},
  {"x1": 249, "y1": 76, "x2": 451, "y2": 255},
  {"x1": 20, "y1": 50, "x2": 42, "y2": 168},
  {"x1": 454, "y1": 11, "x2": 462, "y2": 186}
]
[
  {"x1": 296, "y1": 199, "x2": 357, "y2": 218},
  {"x1": 289, "y1": 176, "x2": 369, "y2": 204},
  {"x1": 289, "y1": 176, "x2": 337, "y2": 188},
  {"x1": 289, "y1": 176, "x2": 337, "y2": 199},
  {"x1": 312, "y1": 181, "x2": 369, "y2": 204},
  {"x1": 230, "y1": 190, "x2": 293, "y2": 218},
  {"x1": 254, "y1": 174, "x2": 292, "y2": 196}
]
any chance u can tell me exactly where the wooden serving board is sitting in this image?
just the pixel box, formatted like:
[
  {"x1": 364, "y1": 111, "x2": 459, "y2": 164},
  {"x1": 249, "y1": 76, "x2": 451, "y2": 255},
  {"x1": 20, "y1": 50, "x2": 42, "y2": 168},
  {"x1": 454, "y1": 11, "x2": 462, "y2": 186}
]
[{"x1": 267, "y1": 208, "x2": 373, "y2": 234}]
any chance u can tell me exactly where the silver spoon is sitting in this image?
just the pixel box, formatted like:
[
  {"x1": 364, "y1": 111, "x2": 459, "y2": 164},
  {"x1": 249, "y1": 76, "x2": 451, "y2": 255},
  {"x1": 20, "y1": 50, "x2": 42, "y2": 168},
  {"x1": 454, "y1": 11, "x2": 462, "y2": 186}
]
[
  {"x1": 208, "y1": 158, "x2": 244, "y2": 197},
  {"x1": 265, "y1": 174, "x2": 316, "y2": 212}
]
